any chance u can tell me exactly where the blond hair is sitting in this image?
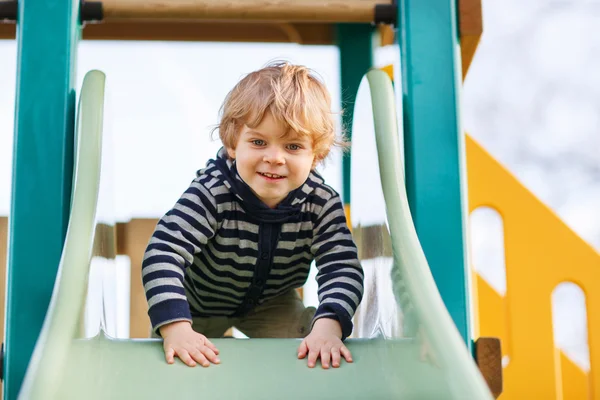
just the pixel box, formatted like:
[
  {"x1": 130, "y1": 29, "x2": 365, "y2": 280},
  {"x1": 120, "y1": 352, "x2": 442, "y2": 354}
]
[{"x1": 213, "y1": 61, "x2": 347, "y2": 164}]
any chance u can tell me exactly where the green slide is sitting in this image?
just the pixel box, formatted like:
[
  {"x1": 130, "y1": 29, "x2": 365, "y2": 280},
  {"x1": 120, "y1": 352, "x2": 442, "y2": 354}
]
[{"x1": 18, "y1": 69, "x2": 493, "y2": 399}]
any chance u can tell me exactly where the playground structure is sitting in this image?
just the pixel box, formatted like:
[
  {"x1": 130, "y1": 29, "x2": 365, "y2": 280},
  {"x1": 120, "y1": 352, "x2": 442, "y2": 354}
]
[
  {"x1": 19, "y1": 67, "x2": 498, "y2": 399},
  {"x1": 0, "y1": 0, "x2": 598, "y2": 399}
]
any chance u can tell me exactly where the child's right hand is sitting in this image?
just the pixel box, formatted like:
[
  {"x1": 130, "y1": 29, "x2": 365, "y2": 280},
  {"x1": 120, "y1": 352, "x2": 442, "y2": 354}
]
[{"x1": 159, "y1": 321, "x2": 221, "y2": 367}]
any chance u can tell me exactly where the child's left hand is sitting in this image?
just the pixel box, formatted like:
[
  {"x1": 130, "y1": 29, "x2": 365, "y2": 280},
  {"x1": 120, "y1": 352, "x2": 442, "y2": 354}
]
[{"x1": 297, "y1": 318, "x2": 353, "y2": 368}]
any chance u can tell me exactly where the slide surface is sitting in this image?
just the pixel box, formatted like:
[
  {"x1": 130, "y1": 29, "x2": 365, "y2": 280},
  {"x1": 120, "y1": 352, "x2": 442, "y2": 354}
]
[{"x1": 18, "y1": 70, "x2": 493, "y2": 400}]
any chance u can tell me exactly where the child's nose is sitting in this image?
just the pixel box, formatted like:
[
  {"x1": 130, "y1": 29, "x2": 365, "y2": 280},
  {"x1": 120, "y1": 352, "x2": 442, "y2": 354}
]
[{"x1": 263, "y1": 148, "x2": 285, "y2": 164}]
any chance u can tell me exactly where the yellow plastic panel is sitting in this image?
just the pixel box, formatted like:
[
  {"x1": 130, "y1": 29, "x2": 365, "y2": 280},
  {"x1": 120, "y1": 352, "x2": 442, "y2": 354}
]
[
  {"x1": 467, "y1": 135, "x2": 600, "y2": 399},
  {"x1": 555, "y1": 348, "x2": 590, "y2": 400}
]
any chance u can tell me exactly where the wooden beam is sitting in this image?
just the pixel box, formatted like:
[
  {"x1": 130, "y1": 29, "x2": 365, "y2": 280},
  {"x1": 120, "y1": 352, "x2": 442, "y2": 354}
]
[
  {"x1": 116, "y1": 218, "x2": 158, "y2": 339},
  {"x1": 0, "y1": 24, "x2": 14, "y2": 40},
  {"x1": 475, "y1": 337, "x2": 503, "y2": 398},
  {"x1": 2, "y1": 1, "x2": 474, "y2": 52},
  {"x1": 378, "y1": 24, "x2": 395, "y2": 47},
  {"x1": 351, "y1": 223, "x2": 392, "y2": 260},
  {"x1": 458, "y1": 0, "x2": 483, "y2": 79},
  {"x1": 1, "y1": 21, "x2": 336, "y2": 44},
  {"x1": 101, "y1": 0, "x2": 386, "y2": 23},
  {"x1": 83, "y1": 21, "x2": 334, "y2": 44}
]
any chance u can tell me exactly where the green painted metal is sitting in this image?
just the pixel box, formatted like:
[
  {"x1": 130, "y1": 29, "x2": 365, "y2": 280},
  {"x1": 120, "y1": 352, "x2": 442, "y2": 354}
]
[
  {"x1": 5, "y1": 1, "x2": 80, "y2": 399},
  {"x1": 19, "y1": 69, "x2": 105, "y2": 400},
  {"x1": 18, "y1": 68, "x2": 492, "y2": 400},
  {"x1": 335, "y1": 24, "x2": 374, "y2": 205},
  {"x1": 396, "y1": 0, "x2": 472, "y2": 345}
]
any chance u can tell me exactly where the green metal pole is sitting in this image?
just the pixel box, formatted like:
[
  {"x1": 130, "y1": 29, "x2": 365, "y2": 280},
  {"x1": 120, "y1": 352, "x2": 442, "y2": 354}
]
[
  {"x1": 335, "y1": 24, "x2": 375, "y2": 215},
  {"x1": 397, "y1": 0, "x2": 472, "y2": 346},
  {"x1": 5, "y1": 1, "x2": 80, "y2": 398}
]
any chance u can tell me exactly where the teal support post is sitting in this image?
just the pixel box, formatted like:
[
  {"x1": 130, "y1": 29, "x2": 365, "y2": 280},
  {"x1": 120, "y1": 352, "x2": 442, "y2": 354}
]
[
  {"x1": 396, "y1": 0, "x2": 472, "y2": 346},
  {"x1": 5, "y1": 1, "x2": 80, "y2": 399},
  {"x1": 335, "y1": 24, "x2": 374, "y2": 208}
]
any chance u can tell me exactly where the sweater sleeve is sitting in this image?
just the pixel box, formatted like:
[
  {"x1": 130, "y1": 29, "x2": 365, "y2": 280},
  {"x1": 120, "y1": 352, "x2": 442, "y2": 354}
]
[
  {"x1": 142, "y1": 178, "x2": 218, "y2": 334},
  {"x1": 310, "y1": 194, "x2": 364, "y2": 340}
]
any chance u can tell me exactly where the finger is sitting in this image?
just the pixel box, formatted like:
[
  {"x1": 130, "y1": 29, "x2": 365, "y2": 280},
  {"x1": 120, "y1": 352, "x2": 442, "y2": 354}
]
[
  {"x1": 164, "y1": 347, "x2": 175, "y2": 364},
  {"x1": 176, "y1": 348, "x2": 197, "y2": 367},
  {"x1": 320, "y1": 347, "x2": 331, "y2": 369},
  {"x1": 189, "y1": 348, "x2": 210, "y2": 367},
  {"x1": 340, "y1": 345, "x2": 353, "y2": 363},
  {"x1": 307, "y1": 347, "x2": 320, "y2": 368},
  {"x1": 331, "y1": 348, "x2": 341, "y2": 368},
  {"x1": 203, "y1": 338, "x2": 220, "y2": 355},
  {"x1": 298, "y1": 340, "x2": 308, "y2": 359},
  {"x1": 200, "y1": 345, "x2": 221, "y2": 364}
]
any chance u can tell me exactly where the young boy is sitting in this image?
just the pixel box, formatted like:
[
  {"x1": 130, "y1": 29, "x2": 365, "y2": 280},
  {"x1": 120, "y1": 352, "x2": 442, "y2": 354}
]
[{"x1": 142, "y1": 61, "x2": 364, "y2": 370}]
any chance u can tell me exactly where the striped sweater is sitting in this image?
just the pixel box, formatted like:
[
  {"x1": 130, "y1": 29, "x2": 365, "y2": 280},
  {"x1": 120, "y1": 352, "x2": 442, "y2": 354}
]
[{"x1": 142, "y1": 148, "x2": 364, "y2": 340}]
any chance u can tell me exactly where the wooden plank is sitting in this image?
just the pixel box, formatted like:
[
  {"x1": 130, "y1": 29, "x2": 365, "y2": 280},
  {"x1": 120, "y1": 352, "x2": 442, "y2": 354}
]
[
  {"x1": 378, "y1": 25, "x2": 395, "y2": 47},
  {"x1": 3, "y1": 0, "x2": 471, "y2": 50},
  {"x1": 458, "y1": 0, "x2": 483, "y2": 79},
  {"x1": 0, "y1": 24, "x2": 15, "y2": 39},
  {"x1": 83, "y1": 21, "x2": 334, "y2": 44},
  {"x1": 101, "y1": 0, "x2": 385, "y2": 23},
  {"x1": 475, "y1": 337, "x2": 503, "y2": 398},
  {"x1": 352, "y1": 223, "x2": 393, "y2": 260},
  {"x1": 2, "y1": 21, "x2": 335, "y2": 43},
  {"x1": 2, "y1": 20, "x2": 389, "y2": 46},
  {"x1": 116, "y1": 219, "x2": 158, "y2": 338}
]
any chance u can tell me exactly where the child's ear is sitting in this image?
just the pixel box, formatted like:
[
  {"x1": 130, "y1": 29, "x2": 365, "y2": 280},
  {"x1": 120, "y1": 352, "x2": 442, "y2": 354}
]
[
  {"x1": 311, "y1": 155, "x2": 320, "y2": 169},
  {"x1": 226, "y1": 147, "x2": 236, "y2": 159}
]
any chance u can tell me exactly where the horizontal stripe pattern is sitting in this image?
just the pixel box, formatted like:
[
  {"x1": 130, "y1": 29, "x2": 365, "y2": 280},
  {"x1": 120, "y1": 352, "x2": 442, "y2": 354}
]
[{"x1": 142, "y1": 154, "x2": 364, "y2": 338}]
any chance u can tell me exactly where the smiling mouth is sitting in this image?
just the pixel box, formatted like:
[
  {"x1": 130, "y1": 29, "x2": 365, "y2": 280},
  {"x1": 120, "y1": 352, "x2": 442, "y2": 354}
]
[{"x1": 258, "y1": 172, "x2": 286, "y2": 179}]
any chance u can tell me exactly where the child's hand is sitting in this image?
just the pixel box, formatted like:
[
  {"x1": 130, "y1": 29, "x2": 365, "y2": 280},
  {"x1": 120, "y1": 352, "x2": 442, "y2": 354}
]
[
  {"x1": 159, "y1": 321, "x2": 221, "y2": 367},
  {"x1": 297, "y1": 318, "x2": 353, "y2": 369}
]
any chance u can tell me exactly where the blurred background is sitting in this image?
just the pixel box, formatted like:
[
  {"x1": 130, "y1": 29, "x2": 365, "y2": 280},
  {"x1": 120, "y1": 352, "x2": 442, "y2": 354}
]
[{"x1": 0, "y1": 0, "x2": 597, "y2": 373}]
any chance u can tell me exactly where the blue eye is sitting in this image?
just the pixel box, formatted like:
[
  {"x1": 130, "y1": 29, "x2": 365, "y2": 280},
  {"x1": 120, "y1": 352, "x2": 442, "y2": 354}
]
[
  {"x1": 287, "y1": 144, "x2": 301, "y2": 151},
  {"x1": 251, "y1": 139, "x2": 266, "y2": 146}
]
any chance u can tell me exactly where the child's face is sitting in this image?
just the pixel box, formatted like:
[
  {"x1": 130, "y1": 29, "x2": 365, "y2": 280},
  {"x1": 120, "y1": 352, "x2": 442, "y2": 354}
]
[{"x1": 227, "y1": 112, "x2": 316, "y2": 209}]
